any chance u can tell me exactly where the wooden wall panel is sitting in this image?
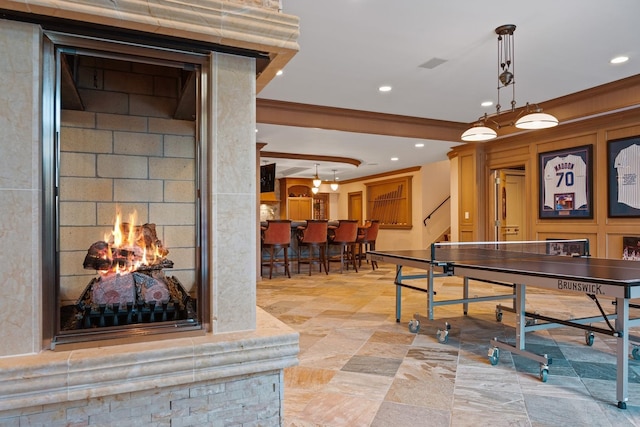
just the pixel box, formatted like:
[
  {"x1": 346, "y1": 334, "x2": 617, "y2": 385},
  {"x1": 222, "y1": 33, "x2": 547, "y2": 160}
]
[{"x1": 451, "y1": 105, "x2": 640, "y2": 258}]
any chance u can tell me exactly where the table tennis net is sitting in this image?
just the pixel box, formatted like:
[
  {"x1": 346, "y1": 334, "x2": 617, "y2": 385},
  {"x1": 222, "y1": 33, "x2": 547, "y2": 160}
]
[{"x1": 430, "y1": 239, "x2": 590, "y2": 262}]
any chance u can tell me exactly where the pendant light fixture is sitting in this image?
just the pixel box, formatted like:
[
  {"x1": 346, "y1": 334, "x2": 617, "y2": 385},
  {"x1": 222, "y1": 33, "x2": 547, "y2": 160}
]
[
  {"x1": 515, "y1": 103, "x2": 560, "y2": 129},
  {"x1": 330, "y1": 170, "x2": 339, "y2": 191},
  {"x1": 461, "y1": 116, "x2": 497, "y2": 141},
  {"x1": 312, "y1": 163, "x2": 321, "y2": 188},
  {"x1": 461, "y1": 25, "x2": 558, "y2": 142}
]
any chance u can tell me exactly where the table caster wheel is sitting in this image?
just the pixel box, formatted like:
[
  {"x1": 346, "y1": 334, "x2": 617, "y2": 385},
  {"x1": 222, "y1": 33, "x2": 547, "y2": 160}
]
[
  {"x1": 618, "y1": 401, "x2": 627, "y2": 410},
  {"x1": 436, "y1": 322, "x2": 450, "y2": 343},
  {"x1": 495, "y1": 309, "x2": 503, "y2": 322},
  {"x1": 584, "y1": 331, "x2": 594, "y2": 346},
  {"x1": 408, "y1": 319, "x2": 420, "y2": 333},
  {"x1": 540, "y1": 366, "x2": 548, "y2": 382},
  {"x1": 488, "y1": 347, "x2": 500, "y2": 365},
  {"x1": 632, "y1": 347, "x2": 640, "y2": 360}
]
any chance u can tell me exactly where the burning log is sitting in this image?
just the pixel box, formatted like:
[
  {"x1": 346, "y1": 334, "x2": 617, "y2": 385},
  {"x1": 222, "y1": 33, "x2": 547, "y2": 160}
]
[
  {"x1": 82, "y1": 222, "x2": 171, "y2": 272},
  {"x1": 82, "y1": 244, "x2": 174, "y2": 271},
  {"x1": 66, "y1": 214, "x2": 194, "y2": 330},
  {"x1": 122, "y1": 222, "x2": 169, "y2": 258}
]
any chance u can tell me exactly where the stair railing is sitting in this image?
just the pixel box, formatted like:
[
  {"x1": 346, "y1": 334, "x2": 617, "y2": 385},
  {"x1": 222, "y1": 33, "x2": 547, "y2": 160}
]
[{"x1": 423, "y1": 196, "x2": 451, "y2": 226}]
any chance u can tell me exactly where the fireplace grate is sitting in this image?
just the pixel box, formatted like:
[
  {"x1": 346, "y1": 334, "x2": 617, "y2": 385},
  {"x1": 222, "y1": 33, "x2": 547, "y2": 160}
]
[{"x1": 61, "y1": 274, "x2": 195, "y2": 330}]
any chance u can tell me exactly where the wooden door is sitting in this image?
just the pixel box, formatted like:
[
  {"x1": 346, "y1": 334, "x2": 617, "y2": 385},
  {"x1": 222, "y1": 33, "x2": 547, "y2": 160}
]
[
  {"x1": 504, "y1": 172, "x2": 525, "y2": 241},
  {"x1": 348, "y1": 192, "x2": 363, "y2": 224},
  {"x1": 496, "y1": 169, "x2": 525, "y2": 241}
]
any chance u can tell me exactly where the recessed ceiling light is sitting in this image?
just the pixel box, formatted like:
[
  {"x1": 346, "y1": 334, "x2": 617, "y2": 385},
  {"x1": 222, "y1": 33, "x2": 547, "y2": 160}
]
[
  {"x1": 611, "y1": 56, "x2": 629, "y2": 64},
  {"x1": 391, "y1": 157, "x2": 399, "y2": 161},
  {"x1": 481, "y1": 101, "x2": 494, "y2": 107},
  {"x1": 415, "y1": 143, "x2": 424, "y2": 148},
  {"x1": 378, "y1": 85, "x2": 392, "y2": 92},
  {"x1": 276, "y1": 69, "x2": 284, "y2": 76}
]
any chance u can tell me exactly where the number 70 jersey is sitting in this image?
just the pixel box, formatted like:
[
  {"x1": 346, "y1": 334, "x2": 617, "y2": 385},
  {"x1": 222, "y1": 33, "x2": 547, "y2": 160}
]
[{"x1": 543, "y1": 154, "x2": 588, "y2": 209}]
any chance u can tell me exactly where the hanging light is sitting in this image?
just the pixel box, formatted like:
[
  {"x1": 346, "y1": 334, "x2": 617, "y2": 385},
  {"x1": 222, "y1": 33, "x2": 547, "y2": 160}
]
[
  {"x1": 312, "y1": 164, "x2": 321, "y2": 188},
  {"x1": 461, "y1": 24, "x2": 558, "y2": 142},
  {"x1": 311, "y1": 186, "x2": 319, "y2": 194},
  {"x1": 515, "y1": 103, "x2": 559, "y2": 129},
  {"x1": 461, "y1": 116, "x2": 498, "y2": 142},
  {"x1": 330, "y1": 170, "x2": 339, "y2": 191}
]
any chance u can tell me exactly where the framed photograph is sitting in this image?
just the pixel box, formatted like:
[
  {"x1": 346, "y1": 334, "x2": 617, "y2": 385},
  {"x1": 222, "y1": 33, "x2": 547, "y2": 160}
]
[
  {"x1": 539, "y1": 145, "x2": 593, "y2": 219},
  {"x1": 622, "y1": 236, "x2": 640, "y2": 260},
  {"x1": 607, "y1": 136, "x2": 640, "y2": 217},
  {"x1": 546, "y1": 239, "x2": 588, "y2": 257}
]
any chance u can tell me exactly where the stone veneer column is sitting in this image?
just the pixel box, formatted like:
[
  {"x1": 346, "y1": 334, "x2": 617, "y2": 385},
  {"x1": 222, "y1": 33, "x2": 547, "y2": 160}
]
[
  {"x1": 0, "y1": 19, "x2": 42, "y2": 356},
  {"x1": 211, "y1": 52, "x2": 258, "y2": 332}
]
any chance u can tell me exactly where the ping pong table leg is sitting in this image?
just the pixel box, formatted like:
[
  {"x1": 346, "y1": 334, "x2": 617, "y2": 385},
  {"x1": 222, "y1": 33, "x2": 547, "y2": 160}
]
[
  {"x1": 463, "y1": 277, "x2": 469, "y2": 316},
  {"x1": 428, "y1": 264, "x2": 435, "y2": 320},
  {"x1": 395, "y1": 265, "x2": 403, "y2": 322},
  {"x1": 514, "y1": 283, "x2": 526, "y2": 350},
  {"x1": 615, "y1": 297, "x2": 629, "y2": 409}
]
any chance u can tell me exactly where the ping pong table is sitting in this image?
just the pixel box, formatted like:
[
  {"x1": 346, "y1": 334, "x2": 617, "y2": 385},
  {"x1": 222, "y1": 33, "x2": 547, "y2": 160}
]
[{"x1": 367, "y1": 239, "x2": 640, "y2": 409}]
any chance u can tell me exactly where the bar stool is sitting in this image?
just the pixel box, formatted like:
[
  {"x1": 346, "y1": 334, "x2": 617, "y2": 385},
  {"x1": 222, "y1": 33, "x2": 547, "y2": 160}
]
[
  {"x1": 327, "y1": 219, "x2": 359, "y2": 273},
  {"x1": 356, "y1": 219, "x2": 380, "y2": 270},
  {"x1": 261, "y1": 220, "x2": 292, "y2": 279},
  {"x1": 296, "y1": 220, "x2": 329, "y2": 275}
]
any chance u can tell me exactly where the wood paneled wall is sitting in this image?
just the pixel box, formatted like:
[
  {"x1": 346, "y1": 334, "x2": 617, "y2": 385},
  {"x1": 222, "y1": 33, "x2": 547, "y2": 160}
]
[{"x1": 449, "y1": 106, "x2": 640, "y2": 259}]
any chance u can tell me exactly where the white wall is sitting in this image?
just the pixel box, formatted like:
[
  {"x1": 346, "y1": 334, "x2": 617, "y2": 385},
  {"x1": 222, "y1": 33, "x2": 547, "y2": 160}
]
[{"x1": 421, "y1": 159, "x2": 452, "y2": 247}]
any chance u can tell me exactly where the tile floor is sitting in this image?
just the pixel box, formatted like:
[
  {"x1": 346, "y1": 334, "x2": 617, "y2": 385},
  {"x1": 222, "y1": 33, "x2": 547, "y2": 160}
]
[{"x1": 257, "y1": 261, "x2": 640, "y2": 426}]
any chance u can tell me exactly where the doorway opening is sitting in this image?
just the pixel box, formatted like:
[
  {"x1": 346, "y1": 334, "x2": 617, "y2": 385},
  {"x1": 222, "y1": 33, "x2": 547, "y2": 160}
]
[{"x1": 492, "y1": 168, "x2": 526, "y2": 241}]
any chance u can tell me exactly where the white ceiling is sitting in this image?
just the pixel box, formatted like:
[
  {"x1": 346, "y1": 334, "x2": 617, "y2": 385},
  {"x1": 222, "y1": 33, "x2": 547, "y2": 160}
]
[{"x1": 257, "y1": 0, "x2": 640, "y2": 182}]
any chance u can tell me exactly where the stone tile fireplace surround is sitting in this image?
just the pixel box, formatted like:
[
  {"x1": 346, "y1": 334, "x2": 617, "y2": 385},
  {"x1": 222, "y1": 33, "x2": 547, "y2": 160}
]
[{"x1": 0, "y1": 1, "x2": 299, "y2": 425}]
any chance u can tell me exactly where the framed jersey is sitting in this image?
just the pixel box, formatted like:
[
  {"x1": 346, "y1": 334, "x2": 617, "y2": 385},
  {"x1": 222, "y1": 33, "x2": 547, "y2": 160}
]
[
  {"x1": 538, "y1": 145, "x2": 593, "y2": 219},
  {"x1": 608, "y1": 136, "x2": 640, "y2": 217}
]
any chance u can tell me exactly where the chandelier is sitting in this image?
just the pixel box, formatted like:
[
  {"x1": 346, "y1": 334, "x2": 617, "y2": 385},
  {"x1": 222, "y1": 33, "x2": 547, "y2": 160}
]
[
  {"x1": 330, "y1": 170, "x2": 339, "y2": 191},
  {"x1": 461, "y1": 25, "x2": 559, "y2": 142},
  {"x1": 312, "y1": 163, "x2": 321, "y2": 188},
  {"x1": 311, "y1": 163, "x2": 321, "y2": 194}
]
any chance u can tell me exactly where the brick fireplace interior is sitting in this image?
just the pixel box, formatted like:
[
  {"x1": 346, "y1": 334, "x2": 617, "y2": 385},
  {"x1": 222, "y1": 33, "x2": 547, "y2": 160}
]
[{"x1": 57, "y1": 52, "x2": 200, "y2": 335}]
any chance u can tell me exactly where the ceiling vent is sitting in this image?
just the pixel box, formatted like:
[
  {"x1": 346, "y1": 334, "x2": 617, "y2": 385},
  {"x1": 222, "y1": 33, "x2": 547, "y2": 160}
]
[
  {"x1": 279, "y1": 166, "x2": 310, "y2": 177},
  {"x1": 418, "y1": 57, "x2": 447, "y2": 69}
]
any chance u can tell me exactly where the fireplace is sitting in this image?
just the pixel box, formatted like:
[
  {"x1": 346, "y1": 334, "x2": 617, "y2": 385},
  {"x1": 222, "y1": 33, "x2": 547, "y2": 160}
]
[
  {"x1": 53, "y1": 47, "x2": 203, "y2": 344},
  {"x1": 0, "y1": 2, "x2": 299, "y2": 424}
]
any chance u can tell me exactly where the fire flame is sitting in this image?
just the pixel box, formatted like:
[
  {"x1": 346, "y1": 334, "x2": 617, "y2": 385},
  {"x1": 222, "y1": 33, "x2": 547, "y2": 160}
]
[{"x1": 98, "y1": 210, "x2": 166, "y2": 276}]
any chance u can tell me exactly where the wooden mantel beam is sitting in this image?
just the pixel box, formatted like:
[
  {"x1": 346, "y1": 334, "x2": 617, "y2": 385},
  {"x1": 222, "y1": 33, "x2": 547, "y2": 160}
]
[{"x1": 257, "y1": 74, "x2": 640, "y2": 143}]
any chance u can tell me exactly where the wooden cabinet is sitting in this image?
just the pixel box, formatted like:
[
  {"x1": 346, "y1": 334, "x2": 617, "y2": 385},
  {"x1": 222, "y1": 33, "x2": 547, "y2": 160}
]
[
  {"x1": 279, "y1": 178, "x2": 329, "y2": 220},
  {"x1": 288, "y1": 197, "x2": 312, "y2": 220}
]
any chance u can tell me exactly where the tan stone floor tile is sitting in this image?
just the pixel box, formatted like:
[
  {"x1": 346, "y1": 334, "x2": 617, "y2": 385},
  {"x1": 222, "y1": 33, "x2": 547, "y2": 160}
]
[
  {"x1": 285, "y1": 365, "x2": 336, "y2": 390},
  {"x1": 356, "y1": 341, "x2": 409, "y2": 359},
  {"x1": 257, "y1": 261, "x2": 640, "y2": 426},
  {"x1": 324, "y1": 370, "x2": 393, "y2": 400},
  {"x1": 298, "y1": 392, "x2": 380, "y2": 427}
]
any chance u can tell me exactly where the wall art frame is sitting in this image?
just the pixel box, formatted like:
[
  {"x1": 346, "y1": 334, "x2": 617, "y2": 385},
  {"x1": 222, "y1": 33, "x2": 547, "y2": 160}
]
[
  {"x1": 538, "y1": 145, "x2": 593, "y2": 219},
  {"x1": 607, "y1": 136, "x2": 640, "y2": 218}
]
